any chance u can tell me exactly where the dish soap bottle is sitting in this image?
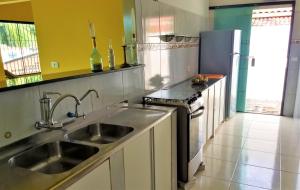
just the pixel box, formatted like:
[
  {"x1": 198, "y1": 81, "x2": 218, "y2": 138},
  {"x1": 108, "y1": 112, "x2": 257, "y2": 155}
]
[
  {"x1": 89, "y1": 22, "x2": 103, "y2": 72},
  {"x1": 108, "y1": 39, "x2": 115, "y2": 70}
]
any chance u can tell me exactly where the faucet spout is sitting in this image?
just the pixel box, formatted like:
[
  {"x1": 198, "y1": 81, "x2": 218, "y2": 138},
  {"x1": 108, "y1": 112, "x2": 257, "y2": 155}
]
[
  {"x1": 80, "y1": 89, "x2": 100, "y2": 101},
  {"x1": 49, "y1": 94, "x2": 81, "y2": 123}
]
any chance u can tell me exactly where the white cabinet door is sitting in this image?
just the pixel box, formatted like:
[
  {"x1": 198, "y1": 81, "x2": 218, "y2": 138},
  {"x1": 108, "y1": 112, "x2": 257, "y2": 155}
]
[
  {"x1": 219, "y1": 78, "x2": 226, "y2": 123},
  {"x1": 67, "y1": 160, "x2": 111, "y2": 190},
  {"x1": 214, "y1": 81, "x2": 221, "y2": 132},
  {"x1": 154, "y1": 117, "x2": 172, "y2": 190},
  {"x1": 207, "y1": 86, "x2": 215, "y2": 139},
  {"x1": 124, "y1": 131, "x2": 152, "y2": 190},
  {"x1": 201, "y1": 90, "x2": 209, "y2": 142}
]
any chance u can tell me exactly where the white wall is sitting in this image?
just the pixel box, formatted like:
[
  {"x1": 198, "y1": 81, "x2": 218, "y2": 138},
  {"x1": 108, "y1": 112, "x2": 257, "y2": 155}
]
[
  {"x1": 210, "y1": 0, "x2": 293, "y2": 7},
  {"x1": 136, "y1": 0, "x2": 210, "y2": 91},
  {"x1": 159, "y1": 0, "x2": 209, "y2": 16}
]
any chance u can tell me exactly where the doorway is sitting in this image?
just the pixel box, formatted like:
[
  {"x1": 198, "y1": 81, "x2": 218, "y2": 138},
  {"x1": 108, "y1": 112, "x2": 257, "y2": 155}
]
[{"x1": 245, "y1": 6, "x2": 292, "y2": 115}]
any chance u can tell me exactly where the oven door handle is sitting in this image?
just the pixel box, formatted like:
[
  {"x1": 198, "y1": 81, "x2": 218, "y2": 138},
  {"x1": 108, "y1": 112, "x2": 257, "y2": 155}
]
[{"x1": 191, "y1": 106, "x2": 205, "y2": 119}]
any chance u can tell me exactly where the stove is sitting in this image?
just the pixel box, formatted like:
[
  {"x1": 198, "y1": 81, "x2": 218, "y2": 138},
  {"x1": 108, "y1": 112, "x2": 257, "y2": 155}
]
[{"x1": 144, "y1": 79, "x2": 206, "y2": 184}]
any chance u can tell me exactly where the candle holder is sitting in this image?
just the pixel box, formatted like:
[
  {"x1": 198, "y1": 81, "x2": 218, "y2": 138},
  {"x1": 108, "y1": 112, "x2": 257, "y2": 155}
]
[{"x1": 121, "y1": 45, "x2": 131, "y2": 68}]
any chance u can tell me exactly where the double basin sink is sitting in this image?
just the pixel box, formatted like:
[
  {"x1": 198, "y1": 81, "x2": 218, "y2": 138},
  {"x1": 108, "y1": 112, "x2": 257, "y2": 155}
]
[{"x1": 9, "y1": 123, "x2": 134, "y2": 174}]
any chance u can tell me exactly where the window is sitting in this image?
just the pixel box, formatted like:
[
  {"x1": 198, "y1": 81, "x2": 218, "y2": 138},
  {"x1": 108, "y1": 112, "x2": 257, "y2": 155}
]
[{"x1": 0, "y1": 22, "x2": 40, "y2": 76}]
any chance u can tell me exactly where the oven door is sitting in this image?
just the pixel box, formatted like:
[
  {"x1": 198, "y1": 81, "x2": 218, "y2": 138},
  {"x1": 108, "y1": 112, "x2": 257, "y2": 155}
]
[{"x1": 188, "y1": 106, "x2": 205, "y2": 180}]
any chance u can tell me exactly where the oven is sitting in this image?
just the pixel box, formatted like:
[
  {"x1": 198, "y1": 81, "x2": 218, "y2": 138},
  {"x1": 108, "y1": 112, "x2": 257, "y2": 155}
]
[
  {"x1": 188, "y1": 103, "x2": 205, "y2": 182},
  {"x1": 143, "y1": 89, "x2": 206, "y2": 184}
]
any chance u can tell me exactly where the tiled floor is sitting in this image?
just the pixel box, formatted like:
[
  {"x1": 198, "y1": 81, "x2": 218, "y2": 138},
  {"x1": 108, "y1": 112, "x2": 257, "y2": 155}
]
[{"x1": 189, "y1": 113, "x2": 300, "y2": 190}]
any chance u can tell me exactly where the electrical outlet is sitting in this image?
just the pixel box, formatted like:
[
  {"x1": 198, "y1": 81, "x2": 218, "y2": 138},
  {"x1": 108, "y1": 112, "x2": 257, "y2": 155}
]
[{"x1": 50, "y1": 61, "x2": 60, "y2": 69}]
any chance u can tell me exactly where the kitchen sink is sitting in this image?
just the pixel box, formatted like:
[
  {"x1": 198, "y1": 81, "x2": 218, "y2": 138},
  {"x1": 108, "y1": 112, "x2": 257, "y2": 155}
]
[
  {"x1": 68, "y1": 123, "x2": 134, "y2": 144},
  {"x1": 9, "y1": 141, "x2": 99, "y2": 174}
]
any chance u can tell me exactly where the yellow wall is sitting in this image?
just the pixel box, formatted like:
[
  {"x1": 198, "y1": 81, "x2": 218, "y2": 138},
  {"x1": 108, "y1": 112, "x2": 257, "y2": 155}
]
[
  {"x1": 0, "y1": 1, "x2": 33, "y2": 22},
  {"x1": 31, "y1": 0, "x2": 125, "y2": 75},
  {"x1": 0, "y1": 54, "x2": 5, "y2": 81}
]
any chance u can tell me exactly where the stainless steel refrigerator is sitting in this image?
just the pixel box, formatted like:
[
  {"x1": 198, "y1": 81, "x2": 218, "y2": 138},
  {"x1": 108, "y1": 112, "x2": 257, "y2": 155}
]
[{"x1": 199, "y1": 29, "x2": 241, "y2": 118}]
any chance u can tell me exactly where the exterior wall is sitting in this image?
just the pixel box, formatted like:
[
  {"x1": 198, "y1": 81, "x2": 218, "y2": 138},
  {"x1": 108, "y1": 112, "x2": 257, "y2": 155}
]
[{"x1": 210, "y1": 0, "x2": 294, "y2": 7}]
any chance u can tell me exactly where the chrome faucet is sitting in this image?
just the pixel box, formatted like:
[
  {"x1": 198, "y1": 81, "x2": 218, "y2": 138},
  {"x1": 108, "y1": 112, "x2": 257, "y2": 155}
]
[
  {"x1": 36, "y1": 92, "x2": 81, "y2": 130},
  {"x1": 68, "y1": 89, "x2": 100, "y2": 118}
]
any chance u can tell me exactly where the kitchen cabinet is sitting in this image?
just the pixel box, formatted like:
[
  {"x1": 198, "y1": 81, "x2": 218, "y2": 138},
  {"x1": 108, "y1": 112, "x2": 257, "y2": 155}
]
[
  {"x1": 124, "y1": 131, "x2": 152, "y2": 190},
  {"x1": 65, "y1": 114, "x2": 175, "y2": 190},
  {"x1": 66, "y1": 160, "x2": 111, "y2": 190},
  {"x1": 154, "y1": 116, "x2": 172, "y2": 190},
  {"x1": 203, "y1": 78, "x2": 227, "y2": 140},
  {"x1": 213, "y1": 81, "x2": 221, "y2": 133},
  {"x1": 201, "y1": 89, "x2": 209, "y2": 142},
  {"x1": 219, "y1": 77, "x2": 226, "y2": 124},
  {"x1": 207, "y1": 86, "x2": 215, "y2": 139}
]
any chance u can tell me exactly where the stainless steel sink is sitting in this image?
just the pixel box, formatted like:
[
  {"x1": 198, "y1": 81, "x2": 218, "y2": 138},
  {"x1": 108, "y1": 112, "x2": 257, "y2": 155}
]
[
  {"x1": 9, "y1": 141, "x2": 99, "y2": 174},
  {"x1": 68, "y1": 123, "x2": 134, "y2": 144}
]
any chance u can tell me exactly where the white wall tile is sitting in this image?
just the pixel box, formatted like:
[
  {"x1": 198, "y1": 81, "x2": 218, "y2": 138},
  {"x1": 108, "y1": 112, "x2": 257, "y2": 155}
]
[
  {"x1": 38, "y1": 78, "x2": 93, "y2": 121},
  {"x1": 123, "y1": 67, "x2": 145, "y2": 103},
  {"x1": 90, "y1": 72, "x2": 124, "y2": 111},
  {"x1": 0, "y1": 87, "x2": 40, "y2": 147}
]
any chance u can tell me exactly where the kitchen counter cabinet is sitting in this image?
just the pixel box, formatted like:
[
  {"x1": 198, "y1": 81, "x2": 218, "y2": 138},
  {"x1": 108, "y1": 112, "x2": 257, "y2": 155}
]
[
  {"x1": 202, "y1": 89, "x2": 209, "y2": 142},
  {"x1": 124, "y1": 131, "x2": 152, "y2": 190},
  {"x1": 219, "y1": 77, "x2": 226, "y2": 124},
  {"x1": 207, "y1": 85, "x2": 215, "y2": 139},
  {"x1": 66, "y1": 160, "x2": 111, "y2": 190},
  {"x1": 202, "y1": 77, "x2": 226, "y2": 140},
  {"x1": 65, "y1": 109, "x2": 176, "y2": 190},
  {"x1": 213, "y1": 81, "x2": 221, "y2": 133},
  {"x1": 123, "y1": 116, "x2": 174, "y2": 190},
  {"x1": 154, "y1": 116, "x2": 172, "y2": 190}
]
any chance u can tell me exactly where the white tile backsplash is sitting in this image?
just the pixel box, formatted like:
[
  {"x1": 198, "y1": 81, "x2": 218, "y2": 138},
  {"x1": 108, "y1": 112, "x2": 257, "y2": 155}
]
[
  {"x1": 38, "y1": 78, "x2": 93, "y2": 121},
  {"x1": 0, "y1": 87, "x2": 40, "y2": 146},
  {"x1": 0, "y1": 67, "x2": 145, "y2": 148},
  {"x1": 137, "y1": 0, "x2": 209, "y2": 92},
  {"x1": 90, "y1": 72, "x2": 124, "y2": 111},
  {"x1": 123, "y1": 67, "x2": 145, "y2": 103}
]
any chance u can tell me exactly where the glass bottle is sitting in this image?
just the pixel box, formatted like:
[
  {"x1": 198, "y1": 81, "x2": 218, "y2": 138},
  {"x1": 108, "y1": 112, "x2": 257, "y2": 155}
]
[
  {"x1": 108, "y1": 39, "x2": 115, "y2": 70},
  {"x1": 90, "y1": 37, "x2": 103, "y2": 72}
]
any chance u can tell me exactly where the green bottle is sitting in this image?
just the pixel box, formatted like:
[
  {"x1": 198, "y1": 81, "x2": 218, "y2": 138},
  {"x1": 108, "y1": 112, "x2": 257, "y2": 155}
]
[{"x1": 90, "y1": 37, "x2": 103, "y2": 72}]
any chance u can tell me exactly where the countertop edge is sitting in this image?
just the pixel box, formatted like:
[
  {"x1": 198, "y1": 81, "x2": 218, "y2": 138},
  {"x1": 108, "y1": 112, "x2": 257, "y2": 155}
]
[{"x1": 0, "y1": 64, "x2": 145, "y2": 93}]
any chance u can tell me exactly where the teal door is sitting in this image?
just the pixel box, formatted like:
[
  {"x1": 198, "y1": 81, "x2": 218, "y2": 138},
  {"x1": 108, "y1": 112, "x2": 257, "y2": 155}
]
[{"x1": 214, "y1": 7, "x2": 253, "y2": 112}]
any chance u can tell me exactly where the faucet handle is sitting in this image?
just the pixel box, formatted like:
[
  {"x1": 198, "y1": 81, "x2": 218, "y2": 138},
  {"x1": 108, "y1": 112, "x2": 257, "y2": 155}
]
[
  {"x1": 42, "y1": 92, "x2": 62, "y2": 99},
  {"x1": 67, "y1": 112, "x2": 86, "y2": 119}
]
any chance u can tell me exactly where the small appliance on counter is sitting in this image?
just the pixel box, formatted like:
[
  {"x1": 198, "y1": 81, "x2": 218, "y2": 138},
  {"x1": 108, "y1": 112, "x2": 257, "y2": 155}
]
[
  {"x1": 143, "y1": 79, "x2": 206, "y2": 184},
  {"x1": 199, "y1": 29, "x2": 241, "y2": 118}
]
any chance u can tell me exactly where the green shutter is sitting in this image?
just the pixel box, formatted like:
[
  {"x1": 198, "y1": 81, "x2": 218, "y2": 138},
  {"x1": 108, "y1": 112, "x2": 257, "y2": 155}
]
[{"x1": 214, "y1": 7, "x2": 253, "y2": 112}]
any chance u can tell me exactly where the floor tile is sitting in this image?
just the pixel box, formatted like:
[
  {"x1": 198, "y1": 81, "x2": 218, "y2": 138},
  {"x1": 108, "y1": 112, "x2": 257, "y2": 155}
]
[
  {"x1": 239, "y1": 150, "x2": 280, "y2": 170},
  {"x1": 204, "y1": 144, "x2": 241, "y2": 163},
  {"x1": 217, "y1": 125, "x2": 249, "y2": 137},
  {"x1": 232, "y1": 164, "x2": 280, "y2": 190},
  {"x1": 229, "y1": 183, "x2": 268, "y2": 190},
  {"x1": 189, "y1": 176, "x2": 230, "y2": 190},
  {"x1": 281, "y1": 155, "x2": 300, "y2": 174},
  {"x1": 250, "y1": 121, "x2": 280, "y2": 132},
  {"x1": 209, "y1": 134, "x2": 246, "y2": 148},
  {"x1": 281, "y1": 171, "x2": 300, "y2": 190},
  {"x1": 247, "y1": 129, "x2": 280, "y2": 142},
  {"x1": 198, "y1": 157, "x2": 237, "y2": 181},
  {"x1": 243, "y1": 139, "x2": 280, "y2": 154}
]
